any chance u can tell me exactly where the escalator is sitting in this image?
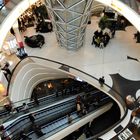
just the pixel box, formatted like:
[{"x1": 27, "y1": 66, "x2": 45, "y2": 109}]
[
  {"x1": 2, "y1": 90, "x2": 105, "y2": 140},
  {"x1": 33, "y1": 97, "x2": 112, "y2": 140}
]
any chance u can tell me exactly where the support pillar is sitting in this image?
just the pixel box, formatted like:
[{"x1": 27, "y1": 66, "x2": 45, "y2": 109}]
[
  {"x1": 46, "y1": 0, "x2": 93, "y2": 50},
  {"x1": 12, "y1": 20, "x2": 24, "y2": 48}
]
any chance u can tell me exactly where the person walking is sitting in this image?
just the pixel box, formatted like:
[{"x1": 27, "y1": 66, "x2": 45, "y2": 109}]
[{"x1": 99, "y1": 76, "x2": 105, "y2": 87}]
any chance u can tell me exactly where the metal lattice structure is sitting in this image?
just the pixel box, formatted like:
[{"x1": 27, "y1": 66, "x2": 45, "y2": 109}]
[{"x1": 46, "y1": 0, "x2": 93, "y2": 50}]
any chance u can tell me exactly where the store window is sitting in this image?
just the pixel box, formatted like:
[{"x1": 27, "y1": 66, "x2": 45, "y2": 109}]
[{"x1": 2, "y1": 38, "x2": 17, "y2": 55}]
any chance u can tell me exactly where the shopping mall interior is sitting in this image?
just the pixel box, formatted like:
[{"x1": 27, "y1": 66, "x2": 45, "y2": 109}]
[{"x1": 0, "y1": 0, "x2": 140, "y2": 140}]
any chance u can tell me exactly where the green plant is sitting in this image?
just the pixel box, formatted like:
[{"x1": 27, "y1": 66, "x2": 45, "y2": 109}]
[{"x1": 99, "y1": 16, "x2": 112, "y2": 30}]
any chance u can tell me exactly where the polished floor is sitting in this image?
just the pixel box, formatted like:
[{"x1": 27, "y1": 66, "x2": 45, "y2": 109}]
[
  {"x1": 23, "y1": 16, "x2": 140, "y2": 99},
  {"x1": 2, "y1": 16, "x2": 140, "y2": 139}
]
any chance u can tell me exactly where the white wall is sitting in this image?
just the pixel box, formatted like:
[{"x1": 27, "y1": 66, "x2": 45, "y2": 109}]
[{"x1": 9, "y1": 62, "x2": 68, "y2": 103}]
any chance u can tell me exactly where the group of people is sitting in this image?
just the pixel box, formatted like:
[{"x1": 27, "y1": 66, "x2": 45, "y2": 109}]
[
  {"x1": 18, "y1": 1, "x2": 49, "y2": 33},
  {"x1": 67, "y1": 95, "x2": 90, "y2": 125},
  {"x1": 91, "y1": 28, "x2": 116, "y2": 49}
]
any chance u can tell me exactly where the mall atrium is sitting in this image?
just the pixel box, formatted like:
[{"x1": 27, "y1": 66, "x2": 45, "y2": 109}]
[{"x1": 0, "y1": 0, "x2": 140, "y2": 140}]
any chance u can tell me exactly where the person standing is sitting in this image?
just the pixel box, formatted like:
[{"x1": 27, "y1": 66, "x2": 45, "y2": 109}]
[
  {"x1": 22, "y1": 103, "x2": 29, "y2": 113},
  {"x1": 32, "y1": 124, "x2": 45, "y2": 137},
  {"x1": 29, "y1": 113, "x2": 35, "y2": 124},
  {"x1": 67, "y1": 113, "x2": 72, "y2": 124},
  {"x1": 20, "y1": 130, "x2": 31, "y2": 140},
  {"x1": 32, "y1": 90, "x2": 39, "y2": 106},
  {"x1": 99, "y1": 76, "x2": 105, "y2": 87},
  {"x1": 1, "y1": 62, "x2": 11, "y2": 81}
]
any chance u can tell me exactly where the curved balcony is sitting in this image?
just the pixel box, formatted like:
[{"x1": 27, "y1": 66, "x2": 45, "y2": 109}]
[
  {"x1": 7, "y1": 56, "x2": 126, "y2": 118},
  {"x1": 0, "y1": 0, "x2": 140, "y2": 49}
]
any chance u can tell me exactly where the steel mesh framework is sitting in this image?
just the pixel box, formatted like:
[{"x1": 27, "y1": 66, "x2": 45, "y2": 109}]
[{"x1": 45, "y1": 0, "x2": 93, "y2": 50}]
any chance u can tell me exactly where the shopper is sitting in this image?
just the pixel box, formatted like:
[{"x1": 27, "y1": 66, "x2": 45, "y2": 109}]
[
  {"x1": 99, "y1": 76, "x2": 105, "y2": 87},
  {"x1": 1, "y1": 62, "x2": 11, "y2": 81},
  {"x1": 29, "y1": 113, "x2": 35, "y2": 124},
  {"x1": 19, "y1": 130, "x2": 31, "y2": 140},
  {"x1": 32, "y1": 91, "x2": 39, "y2": 106},
  {"x1": 32, "y1": 124, "x2": 45, "y2": 137},
  {"x1": 67, "y1": 113, "x2": 72, "y2": 124},
  {"x1": 4, "y1": 103, "x2": 12, "y2": 114},
  {"x1": 22, "y1": 103, "x2": 29, "y2": 113}
]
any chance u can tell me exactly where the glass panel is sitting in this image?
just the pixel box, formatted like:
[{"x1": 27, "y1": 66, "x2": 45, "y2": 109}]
[
  {"x1": 69, "y1": 37, "x2": 78, "y2": 42},
  {"x1": 67, "y1": 41, "x2": 75, "y2": 46},
  {"x1": 80, "y1": 26, "x2": 86, "y2": 34},
  {"x1": 45, "y1": 0, "x2": 50, "y2": 6},
  {"x1": 81, "y1": 15, "x2": 89, "y2": 25},
  {"x1": 59, "y1": 33, "x2": 66, "y2": 41},
  {"x1": 53, "y1": 11, "x2": 65, "y2": 22},
  {"x1": 67, "y1": 34, "x2": 77, "y2": 40},
  {"x1": 78, "y1": 34, "x2": 84, "y2": 43},
  {"x1": 69, "y1": 29, "x2": 79, "y2": 35},
  {"x1": 69, "y1": 17, "x2": 82, "y2": 27},
  {"x1": 51, "y1": 0, "x2": 64, "y2": 9},
  {"x1": 65, "y1": 11, "x2": 81, "y2": 23},
  {"x1": 60, "y1": 39, "x2": 67, "y2": 47},
  {"x1": 58, "y1": 0, "x2": 81, "y2": 8},
  {"x1": 54, "y1": 9, "x2": 66, "y2": 22},
  {"x1": 67, "y1": 25, "x2": 78, "y2": 32},
  {"x1": 57, "y1": 23, "x2": 67, "y2": 31},
  {"x1": 85, "y1": 0, "x2": 92, "y2": 12},
  {"x1": 56, "y1": 24, "x2": 65, "y2": 32},
  {"x1": 78, "y1": 41, "x2": 83, "y2": 48},
  {"x1": 69, "y1": 1, "x2": 86, "y2": 14},
  {"x1": 68, "y1": 43, "x2": 77, "y2": 49}
]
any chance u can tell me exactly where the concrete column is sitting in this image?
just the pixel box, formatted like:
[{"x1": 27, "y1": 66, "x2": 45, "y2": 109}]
[
  {"x1": 46, "y1": 0, "x2": 93, "y2": 50},
  {"x1": 12, "y1": 20, "x2": 24, "y2": 48}
]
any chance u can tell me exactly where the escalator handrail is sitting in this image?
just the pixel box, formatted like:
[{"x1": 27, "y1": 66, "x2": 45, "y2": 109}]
[
  {"x1": 40, "y1": 96, "x2": 111, "y2": 134},
  {"x1": 4, "y1": 90, "x2": 101, "y2": 138},
  {"x1": 6, "y1": 102, "x2": 76, "y2": 138},
  {"x1": 5, "y1": 56, "x2": 127, "y2": 139},
  {"x1": 4, "y1": 90, "x2": 100, "y2": 131},
  {"x1": 7, "y1": 56, "x2": 126, "y2": 108},
  {"x1": 5, "y1": 98, "x2": 75, "y2": 130},
  {"x1": 0, "y1": 92, "x2": 64, "y2": 119},
  {"x1": 38, "y1": 101, "x2": 113, "y2": 140}
]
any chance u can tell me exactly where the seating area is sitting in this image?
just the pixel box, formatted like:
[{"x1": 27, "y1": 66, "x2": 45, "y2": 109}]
[{"x1": 24, "y1": 34, "x2": 45, "y2": 48}]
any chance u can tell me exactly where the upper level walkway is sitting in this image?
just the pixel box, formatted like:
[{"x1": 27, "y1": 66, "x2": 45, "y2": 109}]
[
  {"x1": 0, "y1": 0, "x2": 139, "y2": 26},
  {"x1": 0, "y1": 0, "x2": 21, "y2": 25},
  {"x1": 120, "y1": 0, "x2": 140, "y2": 13}
]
